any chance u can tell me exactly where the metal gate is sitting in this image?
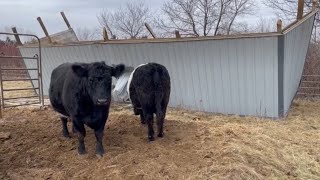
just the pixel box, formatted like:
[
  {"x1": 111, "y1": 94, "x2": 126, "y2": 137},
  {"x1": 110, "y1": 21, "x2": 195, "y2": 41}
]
[
  {"x1": 0, "y1": 32, "x2": 44, "y2": 118},
  {"x1": 297, "y1": 75, "x2": 320, "y2": 98}
]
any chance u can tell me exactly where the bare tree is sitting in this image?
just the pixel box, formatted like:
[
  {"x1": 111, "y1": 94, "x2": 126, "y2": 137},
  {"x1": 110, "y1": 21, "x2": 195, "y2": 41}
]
[
  {"x1": 155, "y1": 0, "x2": 255, "y2": 37},
  {"x1": 76, "y1": 27, "x2": 101, "y2": 41},
  {"x1": 264, "y1": 0, "x2": 320, "y2": 41},
  {"x1": 97, "y1": 1, "x2": 151, "y2": 39}
]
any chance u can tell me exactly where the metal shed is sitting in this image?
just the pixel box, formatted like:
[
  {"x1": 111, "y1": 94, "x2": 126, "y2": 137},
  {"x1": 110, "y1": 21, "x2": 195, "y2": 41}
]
[{"x1": 18, "y1": 10, "x2": 317, "y2": 119}]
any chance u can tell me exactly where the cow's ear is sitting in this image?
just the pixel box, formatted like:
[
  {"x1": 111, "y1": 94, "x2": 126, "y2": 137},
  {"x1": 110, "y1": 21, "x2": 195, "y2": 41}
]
[
  {"x1": 112, "y1": 64, "x2": 125, "y2": 78},
  {"x1": 72, "y1": 64, "x2": 88, "y2": 77}
]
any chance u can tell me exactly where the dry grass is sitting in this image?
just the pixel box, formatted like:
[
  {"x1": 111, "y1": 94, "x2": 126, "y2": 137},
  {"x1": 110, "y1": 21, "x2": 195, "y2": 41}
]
[
  {"x1": 0, "y1": 100, "x2": 319, "y2": 180},
  {"x1": 1, "y1": 81, "x2": 35, "y2": 99}
]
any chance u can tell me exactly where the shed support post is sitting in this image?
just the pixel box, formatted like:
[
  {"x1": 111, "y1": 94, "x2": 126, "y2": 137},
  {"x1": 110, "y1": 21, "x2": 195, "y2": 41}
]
[
  {"x1": 297, "y1": 0, "x2": 305, "y2": 20},
  {"x1": 103, "y1": 27, "x2": 109, "y2": 41},
  {"x1": 60, "y1": 12, "x2": 72, "y2": 29},
  {"x1": 145, "y1": 23, "x2": 156, "y2": 38},
  {"x1": 37, "y1": 17, "x2": 52, "y2": 43},
  {"x1": 11, "y1": 27, "x2": 22, "y2": 45},
  {"x1": 278, "y1": 34, "x2": 285, "y2": 118},
  {"x1": 175, "y1": 30, "x2": 181, "y2": 38},
  {"x1": 277, "y1": 19, "x2": 283, "y2": 33}
]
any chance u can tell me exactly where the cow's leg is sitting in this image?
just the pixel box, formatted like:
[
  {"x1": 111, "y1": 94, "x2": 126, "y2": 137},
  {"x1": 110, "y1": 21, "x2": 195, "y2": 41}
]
[
  {"x1": 133, "y1": 106, "x2": 140, "y2": 115},
  {"x1": 72, "y1": 123, "x2": 77, "y2": 134},
  {"x1": 139, "y1": 110, "x2": 146, "y2": 124},
  {"x1": 73, "y1": 119, "x2": 87, "y2": 154},
  {"x1": 156, "y1": 107, "x2": 166, "y2": 138},
  {"x1": 94, "y1": 128, "x2": 105, "y2": 156},
  {"x1": 61, "y1": 117, "x2": 70, "y2": 138},
  {"x1": 144, "y1": 112, "x2": 154, "y2": 141}
]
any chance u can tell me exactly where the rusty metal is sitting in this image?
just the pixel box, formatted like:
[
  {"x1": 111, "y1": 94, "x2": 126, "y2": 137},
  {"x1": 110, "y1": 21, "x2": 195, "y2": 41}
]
[
  {"x1": 0, "y1": 56, "x2": 38, "y2": 59},
  {"x1": 2, "y1": 87, "x2": 39, "y2": 92},
  {"x1": 2, "y1": 78, "x2": 39, "y2": 81},
  {"x1": 0, "y1": 66, "x2": 3, "y2": 118},
  {"x1": 4, "y1": 101, "x2": 40, "y2": 108},
  {"x1": 0, "y1": 66, "x2": 4, "y2": 109},
  {"x1": 0, "y1": 32, "x2": 44, "y2": 115},
  {"x1": 3, "y1": 95, "x2": 39, "y2": 100},
  {"x1": 36, "y1": 55, "x2": 41, "y2": 104},
  {"x1": 1, "y1": 68, "x2": 38, "y2": 71}
]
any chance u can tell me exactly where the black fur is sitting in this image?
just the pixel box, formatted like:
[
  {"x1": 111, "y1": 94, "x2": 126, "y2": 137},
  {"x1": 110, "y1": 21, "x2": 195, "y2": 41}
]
[
  {"x1": 49, "y1": 61, "x2": 125, "y2": 156},
  {"x1": 129, "y1": 63, "x2": 171, "y2": 141}
]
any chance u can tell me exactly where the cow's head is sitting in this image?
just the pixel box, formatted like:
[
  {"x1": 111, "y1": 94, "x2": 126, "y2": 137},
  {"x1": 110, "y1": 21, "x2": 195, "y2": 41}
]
[{"x1": 72, "y1": 62, "x2": 125, "y2": 106}]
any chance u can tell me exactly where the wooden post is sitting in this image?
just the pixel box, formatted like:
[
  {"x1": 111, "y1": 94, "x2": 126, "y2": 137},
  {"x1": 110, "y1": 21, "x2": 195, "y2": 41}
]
[
  {"x1": 60, "y1": 11, "x2": 71, "y2": 29},
  {"x1": 175, "y1": 30, "x2": 181, "y2": 38},
  {"x1": 103, "y1": 27, "x2": 109, "y2": 41},
  {"x1": 277, "y1": 19, "x2": 283, "y2": 33},
  {"x1": 297, "y1": 0, "x2": 305, "y2": 20},
  {"x1": 11, "y1": 27, "x2": 22, "y2": 45},
  {"x1": 37, "y1": 17, "x2": 52, "y2": 43},
  {"x1": 144, "y1": 23, "x2": 156, "y2": 39},
  {"x1": 313, "y1": 0, "x2": 318, "y2": 11}
]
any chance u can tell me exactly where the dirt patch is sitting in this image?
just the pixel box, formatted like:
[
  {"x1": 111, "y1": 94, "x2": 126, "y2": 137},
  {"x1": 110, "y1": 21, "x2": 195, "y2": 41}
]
[{"x1": 0, "y1": 100, "x2": 320, "y2": 179}]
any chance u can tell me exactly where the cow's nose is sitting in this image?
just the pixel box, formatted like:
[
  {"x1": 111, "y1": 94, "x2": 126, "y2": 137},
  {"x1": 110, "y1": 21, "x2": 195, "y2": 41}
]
[{"x1": 97, "y1": 99, "x2": 108, "y2": 104}]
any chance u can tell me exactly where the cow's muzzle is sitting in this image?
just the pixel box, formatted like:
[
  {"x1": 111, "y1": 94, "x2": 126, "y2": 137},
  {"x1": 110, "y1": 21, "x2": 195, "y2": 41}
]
[{"x1": 96, "y1": 99, "x2": 108, "y2": 105}]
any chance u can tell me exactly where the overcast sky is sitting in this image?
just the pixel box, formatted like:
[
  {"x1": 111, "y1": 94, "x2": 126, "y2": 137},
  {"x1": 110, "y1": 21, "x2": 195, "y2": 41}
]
[{"x1": 0, "y1": 0, "x2": 276, "y2": 39}]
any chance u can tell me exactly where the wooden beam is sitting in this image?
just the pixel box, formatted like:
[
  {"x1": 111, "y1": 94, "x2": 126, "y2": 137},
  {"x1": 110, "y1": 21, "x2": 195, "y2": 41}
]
[
  {"x1": 103, "y1": 27, "x2": 109, "y2": 41},
  {"x1": 11, "y1": 27, "x2": 22, "y2": 45},
  {"x1": 277, "y1": 19, "x2": 283, "y2": 33},
  {"x1": 297, "y1": 0, "x2": 305, "y2": 20},
  {"x1": 60, "y1": 11, "x2": 71, "y2": 29},
  {"x1": 175, "y1": 30, "x2": 181, "y2": 38},
  {"x1": 37, "y1": 17, "x2": 52, "y2": 43},
  {"x1": 144, "y1": 23, "x2": 156, "y2": 38}
]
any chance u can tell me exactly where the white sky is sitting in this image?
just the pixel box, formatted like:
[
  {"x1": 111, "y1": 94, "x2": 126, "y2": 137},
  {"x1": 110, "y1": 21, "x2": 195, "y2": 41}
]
[{"x1": 0, "y1": 0, "x2": 277, "y2": 38}]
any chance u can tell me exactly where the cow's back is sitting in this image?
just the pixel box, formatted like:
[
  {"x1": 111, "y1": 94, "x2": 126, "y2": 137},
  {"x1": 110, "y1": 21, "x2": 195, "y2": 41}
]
[
  {"x1": 49, "y1": 63, "x2": 72, "y2": 116},
  {"x1": 130, "y1": 63, "x2": 170, "y2": 111}
]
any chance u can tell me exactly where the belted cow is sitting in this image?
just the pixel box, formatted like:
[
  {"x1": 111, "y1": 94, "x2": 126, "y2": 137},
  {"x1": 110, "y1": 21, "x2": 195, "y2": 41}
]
[{"x1": 127, "y1": 63, "x2": 171, "y2": 141}]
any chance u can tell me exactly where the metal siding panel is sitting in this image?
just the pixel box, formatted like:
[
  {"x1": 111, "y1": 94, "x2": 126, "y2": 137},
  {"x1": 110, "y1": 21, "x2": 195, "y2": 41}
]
[
  {"x1": 19, "y1": 36, "x2": 280, "y2": 117},
  {"x1": 163, "y1": 43, "x2": 179, "y2": 107},
  {"x1": 235, "y1": 39, "x2": 247, "y2": 115},
  {"x1": 283, "y1": 15, "x2": 315, "y2": 114},
  {"x1": 187, "y1": 41, "x2": 203, "y2": 111},
  {"x1": 228, "y1": 39, "x2": 241, "y2": 114},
  {"x1": 197, "y1": 41, "x2": 211, "y2": 112},
  {"x1": 245, "y1": 38, "x2": 257, "y2": 115},
  {"x1": 219, "y1": 40, "x2": 232, "y2": 114},
  {"x1": 202, "y1": 40, "x2": 214, "y2": 112},
  {"x1": 173, "y1": 42, "x2": 195, "y2": 109},
  {"x1": 155, "y1": 43, "x2": 178, "y2": 107},
  {"x1": 264, "y1": 37, "x2": 278, "y2": 117}
]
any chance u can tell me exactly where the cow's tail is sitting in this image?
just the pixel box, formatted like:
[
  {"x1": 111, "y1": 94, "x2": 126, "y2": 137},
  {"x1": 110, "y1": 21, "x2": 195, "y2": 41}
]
[{"x1": 153, "y1": 70, "x2": 164, "y2": 120}]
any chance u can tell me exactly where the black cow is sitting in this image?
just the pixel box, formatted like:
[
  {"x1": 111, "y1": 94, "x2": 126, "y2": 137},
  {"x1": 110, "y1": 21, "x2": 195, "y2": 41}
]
[
  {"x1": 127, "y1": 63, "x2": 171, "y2": 141},
  {"x1": 49, "y1": 61, "x2": 125, "y2": 156}
]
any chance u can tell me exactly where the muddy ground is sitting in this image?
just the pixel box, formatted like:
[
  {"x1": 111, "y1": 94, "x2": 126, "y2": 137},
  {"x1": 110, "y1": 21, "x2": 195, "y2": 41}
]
[{"x1": 0, "y1": 100, "x2": 320, "y2": 180}]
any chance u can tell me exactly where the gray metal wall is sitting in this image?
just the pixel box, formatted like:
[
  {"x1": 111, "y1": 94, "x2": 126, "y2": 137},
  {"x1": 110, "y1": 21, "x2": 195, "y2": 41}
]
[
  {"x1": 282, "y1": 14, "x2": 316, "y2": 115},
  {"x1": 18, "y1": 11, "x2": 317, "y2": 118},
  {"x1": 19, "y1": 36, "x2": 280, "y2": 117}
]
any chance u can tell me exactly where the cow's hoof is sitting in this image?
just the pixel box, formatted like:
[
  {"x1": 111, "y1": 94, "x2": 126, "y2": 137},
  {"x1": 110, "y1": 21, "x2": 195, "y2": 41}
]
[
  {"x1": 96, "y1": 147, "x2": 105, "y2": 157},
  {"x1": 78, "y1": 147, "x2": 87, "y2": 155},
  {"x1": 96, "y1": 154, "x2": 103, "y2": 159},
  {"x1": 148, "y1": 136, "x2": 155, "y2": 141},
  {"x1": 63, "y1": 132, "x2": 71, "y2": 138},
  {"x1": 158, "y1": 133, "x2": 164, "y2": 138}
]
